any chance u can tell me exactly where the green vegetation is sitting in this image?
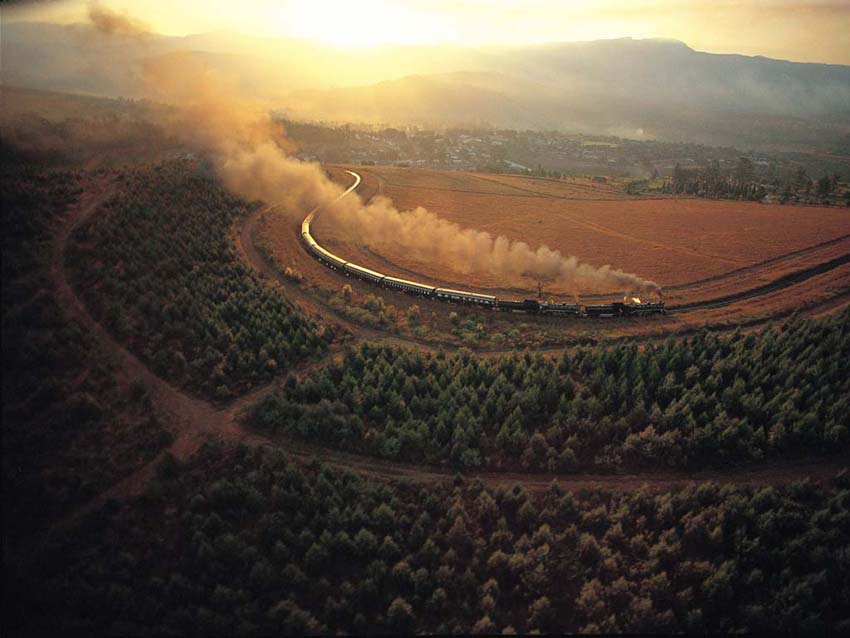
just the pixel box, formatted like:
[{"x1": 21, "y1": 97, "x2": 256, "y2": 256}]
[
  {"x1": 660, "y1": 160, "x2": 848, "y2": 205},
  {"x1": 9, "y1": 444, "x2": 849, "y2": 634},
  {"x1": 2, "y1": 160, "x2": 171, "y2": 541},
  {"x1": 67, "y1": 160, "x2": 331, "y2": 399},
  {"x1": 251, "y1": 311, "x2": 849, "y2": 469},
  {"x1": 664, "y1": 159, "x2": 767, "y2": 200},
  {"x1": 328, "y1": 290, "x2": 400, "y2": 330}
]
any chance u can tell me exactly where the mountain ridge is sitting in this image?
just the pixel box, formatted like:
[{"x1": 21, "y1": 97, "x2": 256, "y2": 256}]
[{"x1": 3, "y1": 22, "x2": 848, "y2": 149}]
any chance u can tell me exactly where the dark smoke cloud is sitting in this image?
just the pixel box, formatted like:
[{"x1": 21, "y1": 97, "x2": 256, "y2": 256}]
[
  {"x1": 87, "y1": 1, "x2": 150, "y2": 37},
  {"x1": 334, "y1": 198, "x2": 660, "y2": 293}
]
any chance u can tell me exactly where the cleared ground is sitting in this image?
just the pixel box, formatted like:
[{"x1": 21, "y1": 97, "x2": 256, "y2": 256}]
[
  {"x1": 254, "y1": 166, "x2": 850, "y2": 342},
  {"x1": 321, "y1": 166, "x2": 850, "y2": 297}
]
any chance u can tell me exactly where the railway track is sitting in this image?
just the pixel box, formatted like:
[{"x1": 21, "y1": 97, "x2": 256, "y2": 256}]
[
  {"x1": 668, "y1": 252, "x2": 850, "y2": 313},
  {"x1": 304, "y1": 170, "x2": 850, "y2": 318},
  {"x1": 662, "y1": 233, "x2": 850, "y2": 292}
]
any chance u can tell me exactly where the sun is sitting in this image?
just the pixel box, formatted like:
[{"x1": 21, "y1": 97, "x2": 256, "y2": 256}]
[{"x1": 287, "y1": 0, "x2": 455, "y2": 48}]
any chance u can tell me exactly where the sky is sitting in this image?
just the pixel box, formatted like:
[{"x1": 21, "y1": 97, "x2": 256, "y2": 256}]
[{"x1": 5, "y1": 0, "x2": 850, "y2": 64}]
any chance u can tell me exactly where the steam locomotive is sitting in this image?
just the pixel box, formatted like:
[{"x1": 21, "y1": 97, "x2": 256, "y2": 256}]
[{"x1": 301, "y1": 219, "x2": 665, "y2": 317}]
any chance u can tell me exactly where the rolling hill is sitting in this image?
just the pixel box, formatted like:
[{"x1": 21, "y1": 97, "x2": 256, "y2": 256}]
[{"x1": 3, "y1": 22, "x2": 849, "y2": 149}]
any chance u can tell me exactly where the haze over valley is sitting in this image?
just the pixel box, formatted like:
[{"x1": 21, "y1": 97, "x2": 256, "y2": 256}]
[{"x1": 4, "y1": 19, "x2": 850, "y2": 150}]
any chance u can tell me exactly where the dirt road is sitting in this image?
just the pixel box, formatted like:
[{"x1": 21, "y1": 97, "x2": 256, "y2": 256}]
[{"x1": 45, "y1": 177, "x2": 845, "y2": 527}]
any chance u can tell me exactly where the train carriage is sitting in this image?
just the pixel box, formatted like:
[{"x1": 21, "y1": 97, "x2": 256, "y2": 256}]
[
  {"x1": 434, "y1": 287, "x2": 497, "y2": 306},
  {"x1": 302, "y1": 231, "x2": 319, "y2": 249},
  {"x1": 584, "y1": 303, "x2": 617, "y2": 317},
  {"x1": 344, "y1": 262, "x2": 386, "y2": 284},
  {"x1": 498, "y1": 299, "x2": 542, "y2": 313},
  {"x1": 311, "y1": 243, "x2": 347, "y2": 270},
  {"x1": 383, "y1": 276, "x2": 436, "y2": 296},
  {"x1": 497, "y1": 299, "x2": 525, "y2": 312}
]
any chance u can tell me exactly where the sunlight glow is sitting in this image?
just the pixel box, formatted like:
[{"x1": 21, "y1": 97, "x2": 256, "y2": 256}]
[
  {"x1": 5, "y1": 0, "x2": 849, "y2": 63},
  {"x1": 288, "y1": 0, "x2": 457, "y2": 48}
]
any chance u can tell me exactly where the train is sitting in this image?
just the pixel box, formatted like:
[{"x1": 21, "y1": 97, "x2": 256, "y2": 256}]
[{"x1": 301, "y1": 217, "x2": 665, "y2": 318}]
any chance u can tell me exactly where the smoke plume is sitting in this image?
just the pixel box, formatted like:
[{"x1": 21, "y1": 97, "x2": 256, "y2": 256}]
[
  {"x1": 333, "y1": 198, "x2": 658, "y2": 293},
  {"x1": 137, "y1": 38, "x2": 659, "y2": 295},
  {"x1": 88, "y1": 2, "x2": 150, "y2": 37}
]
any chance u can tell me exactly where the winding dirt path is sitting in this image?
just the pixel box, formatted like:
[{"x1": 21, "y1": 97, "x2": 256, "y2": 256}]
[{"x1": 41, "y1": 175, "x2": 845, "y2": 534}]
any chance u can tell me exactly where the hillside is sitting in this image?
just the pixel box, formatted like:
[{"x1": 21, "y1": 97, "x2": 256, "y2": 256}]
[
  {"x1": 4, "y1": 22, "x2": 849, "y2": 149},
  {"x1": 282, "y1": 56, "x2": 850, "y2": 149}
]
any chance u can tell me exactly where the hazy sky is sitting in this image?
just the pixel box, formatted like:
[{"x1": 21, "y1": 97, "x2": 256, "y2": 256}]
[{"x1": 6, "y1": 0, "x2": 850, "y2": 64}]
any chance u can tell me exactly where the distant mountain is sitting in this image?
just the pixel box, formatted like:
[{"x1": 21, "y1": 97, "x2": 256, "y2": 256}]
[
  {"x1": 0, "y1": 21, "x2": 481, "y2": 94},
  {"x1": 280, "y1": 39, "x2": 850, "y2": 148},
  {"x1": 3, "y1": 22, "x2": 849, "y2": 150},
  {"x1": 281, "y1": 68, "x2": 850, "y2": 149},
  {"x1": 478, "y1": 38, "x2": 850, "y2": 118}
]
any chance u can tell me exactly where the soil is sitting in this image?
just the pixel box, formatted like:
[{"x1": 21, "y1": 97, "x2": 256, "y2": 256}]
[{"x1": 325, "y1": 166, "x2": 850, "y2": 293}]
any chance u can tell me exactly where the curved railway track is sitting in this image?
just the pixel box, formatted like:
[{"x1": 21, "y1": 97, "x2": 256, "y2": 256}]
[
  {"x1": 668, "y1": 253, "x2": 850, "y2": 313},
  {"x1": 302, "y1": 170, "x2": 850, "y2": 317}
]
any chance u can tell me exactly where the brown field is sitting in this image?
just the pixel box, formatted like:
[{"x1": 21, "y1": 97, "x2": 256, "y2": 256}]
[
  {"x1": 367, "y1": 166, "x2": 634, "y2": 200},
  {"x1": 253, "y1": 165, "x2": 850, "y2": 344},
  {"x1": 469, "y1": 173, "x2": 635, "y2": 200},
  {"x1": 322, "y1": 166, "x2": 850, "y2": 296},
  {"x1": 364, "y1": 167, "x2": 523, "y2": 195}
]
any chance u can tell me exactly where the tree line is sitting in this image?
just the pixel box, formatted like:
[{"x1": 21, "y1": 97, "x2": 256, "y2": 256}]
[
  {"x1": 66, "y1": 160, "x2": 332, "y2": 400},
  {"x1": 251, "y1": 311, "x2": 849, "y2": 470},
  {"x1": 662, "y1": 159, "x2": 847, "y2": 205},
  {"x1": 664, "y1": 159, "x2": 767, "y2": 200}
]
